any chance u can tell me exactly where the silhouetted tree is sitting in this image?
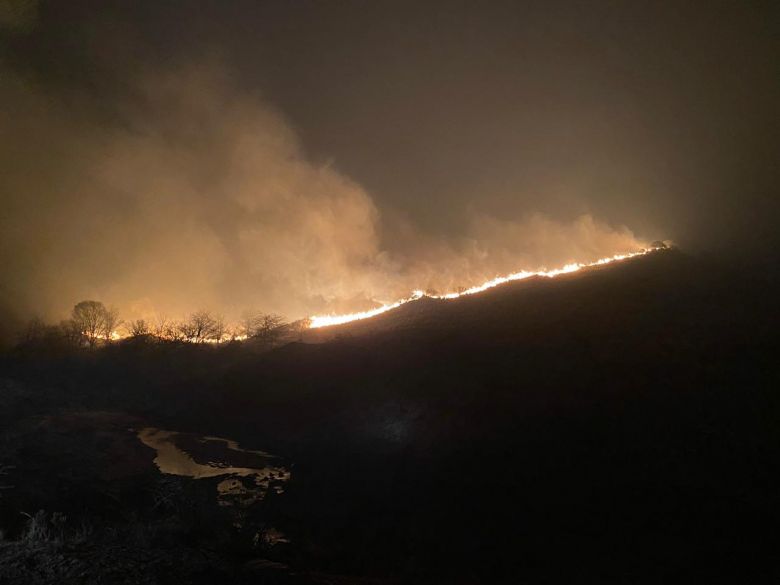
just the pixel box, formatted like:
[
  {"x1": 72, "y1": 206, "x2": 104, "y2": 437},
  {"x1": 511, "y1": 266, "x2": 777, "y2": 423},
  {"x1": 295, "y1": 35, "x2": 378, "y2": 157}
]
[
  {"x1": 151, "y1": 315, "x2": 177, "y2": 341},
  {"x1": 59, "y1": 319, "x2": 82, "y2": 347},
  {"x1": 101, "y1": 306, "x2": 122, "y2": 342},
  {"x1": 213, "y1": 315, "x2": 226, "y2": 341},
  {"x1": 16, "y1": 317, "x2": 76, "y2": 350},
  {"x1": 163, "y1": 319, "x2": 186, "y2": 342},
  {"x1": 239, "y1": 310, "x2": 289, "y2": 346},
  {"x1": 239, "y1": 310, "x2": 263, "y2": 339},
  {"x1": 71, "y1": 300, "x2": 117, "y2": 347},
  {"x1": 250, "y1": 313, "x2": 287, "y2": 345},
  {"x1": 127, "y1": 319, "x2": 150, "y2": 337},
  {"x1": 179, "y1": 310, "x2": 224, "y2": 343},
  {"x1": 18, "y1": 317, "x2": 46, "y2": 345},
  {"x1": 225, "y1": 325, "x2": 243, "y2": 342}
]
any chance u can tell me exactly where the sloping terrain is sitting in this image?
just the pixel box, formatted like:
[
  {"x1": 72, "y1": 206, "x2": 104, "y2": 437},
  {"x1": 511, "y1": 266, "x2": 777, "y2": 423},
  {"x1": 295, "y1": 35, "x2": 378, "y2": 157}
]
[{"x1": 1, "y1": 249, "x2": 778, "y2": 583}]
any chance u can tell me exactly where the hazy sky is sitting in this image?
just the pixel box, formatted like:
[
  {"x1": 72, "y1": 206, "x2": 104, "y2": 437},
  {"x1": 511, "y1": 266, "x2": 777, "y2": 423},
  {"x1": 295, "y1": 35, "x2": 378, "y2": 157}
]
[{"x1": 1, "y1": 1, "x2": 777, "y2": 333}]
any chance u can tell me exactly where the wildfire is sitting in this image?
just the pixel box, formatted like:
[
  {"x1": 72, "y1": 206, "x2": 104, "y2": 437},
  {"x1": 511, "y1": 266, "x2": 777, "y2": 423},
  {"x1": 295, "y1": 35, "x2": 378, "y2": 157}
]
[
  {"x1": 308, "y1": 248, "x2": 659, "y2": 329},
  {"x1": 95, "y1": 246, "x2": 665, "y2": 341}
]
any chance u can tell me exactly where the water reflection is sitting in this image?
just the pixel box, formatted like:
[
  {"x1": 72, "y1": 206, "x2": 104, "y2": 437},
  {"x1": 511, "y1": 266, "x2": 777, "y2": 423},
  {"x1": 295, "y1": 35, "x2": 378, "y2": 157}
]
[{"x1": 137, "y1": 427, "x2": 291, "y2": 506}]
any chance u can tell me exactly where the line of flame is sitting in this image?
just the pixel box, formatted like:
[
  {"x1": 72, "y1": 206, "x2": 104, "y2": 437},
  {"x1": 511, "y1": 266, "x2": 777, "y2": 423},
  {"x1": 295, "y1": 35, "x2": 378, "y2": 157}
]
[
  {"x1": 308, "y1": 249, "x2": 655, "y2": 329},
  {"x1": 105, "y1": 331, "x2": 250, "y2": 343}
]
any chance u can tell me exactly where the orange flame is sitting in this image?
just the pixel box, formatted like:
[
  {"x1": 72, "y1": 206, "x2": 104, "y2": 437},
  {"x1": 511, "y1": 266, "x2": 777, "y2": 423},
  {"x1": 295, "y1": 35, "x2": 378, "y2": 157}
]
[{"x1": 308, "y1": 248, "x2": 657, "y2": 329}]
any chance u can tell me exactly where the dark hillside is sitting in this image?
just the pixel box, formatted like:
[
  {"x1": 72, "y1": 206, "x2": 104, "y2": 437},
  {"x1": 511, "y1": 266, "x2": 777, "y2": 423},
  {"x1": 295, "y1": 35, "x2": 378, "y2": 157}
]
[{"x1": 1, "y1": 249, "x2": 778, "y2": 583}]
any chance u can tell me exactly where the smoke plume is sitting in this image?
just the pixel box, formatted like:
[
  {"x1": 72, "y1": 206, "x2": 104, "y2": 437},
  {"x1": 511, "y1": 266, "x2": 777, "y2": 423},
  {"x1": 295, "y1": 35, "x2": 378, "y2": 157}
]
[{"x1": 0, "y1": 62, "x2": 647, "y2": 337}]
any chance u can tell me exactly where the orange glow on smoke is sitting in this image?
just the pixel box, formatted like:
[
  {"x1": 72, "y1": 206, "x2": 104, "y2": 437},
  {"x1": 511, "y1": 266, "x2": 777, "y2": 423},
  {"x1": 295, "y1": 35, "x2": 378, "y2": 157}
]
[
  {"x1": 308, "y1": 248, "x2": 657, "y2": 329},
  {"x1": 105, "y1": 247, "x2": 662, "y2": 340}
]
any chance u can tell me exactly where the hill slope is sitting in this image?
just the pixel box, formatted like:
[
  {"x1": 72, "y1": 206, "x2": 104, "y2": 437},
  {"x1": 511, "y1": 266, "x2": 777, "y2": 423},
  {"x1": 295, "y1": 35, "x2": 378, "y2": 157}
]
[
  {"x1": 195, "y1": 249, "x2": 777, "y2": 581},
  {"x1": 2, "y1": 249, "x2": 778, "y2": 583}
]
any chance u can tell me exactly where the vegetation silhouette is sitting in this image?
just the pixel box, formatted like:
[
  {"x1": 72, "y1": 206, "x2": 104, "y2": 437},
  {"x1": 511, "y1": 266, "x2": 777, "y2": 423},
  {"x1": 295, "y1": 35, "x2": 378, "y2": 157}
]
[{"x1": 1, "y1": 249, "x2": 778, "y2": 583}]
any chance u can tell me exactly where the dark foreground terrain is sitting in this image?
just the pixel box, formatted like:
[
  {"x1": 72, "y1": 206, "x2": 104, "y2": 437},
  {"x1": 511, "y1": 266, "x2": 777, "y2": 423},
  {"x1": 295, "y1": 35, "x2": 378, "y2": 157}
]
[{"x1": 1, "y1": 249, "x2": 778, "y2": 584}]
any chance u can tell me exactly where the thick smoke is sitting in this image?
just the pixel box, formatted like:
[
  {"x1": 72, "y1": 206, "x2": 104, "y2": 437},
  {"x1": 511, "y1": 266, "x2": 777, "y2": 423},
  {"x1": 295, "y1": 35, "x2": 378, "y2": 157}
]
[
  {"x1": 387, "y1": 213, "x2": 644, "y2": 297},
  {"x1": 0, "y1": 62, "x2": 647, "y2": 336}
]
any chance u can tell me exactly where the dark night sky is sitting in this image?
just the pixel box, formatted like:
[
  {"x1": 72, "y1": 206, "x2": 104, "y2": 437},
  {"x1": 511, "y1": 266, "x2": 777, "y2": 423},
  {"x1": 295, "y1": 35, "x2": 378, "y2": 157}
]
[{"x1": 1, "y1": 1, "x2": 778, "y2": 329}]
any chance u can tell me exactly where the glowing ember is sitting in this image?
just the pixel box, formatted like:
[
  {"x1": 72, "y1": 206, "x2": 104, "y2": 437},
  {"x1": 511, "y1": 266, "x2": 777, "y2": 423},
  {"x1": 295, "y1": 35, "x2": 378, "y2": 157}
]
[{"x1": 308, "y1": 248, "x2": 658, "y2": 329}]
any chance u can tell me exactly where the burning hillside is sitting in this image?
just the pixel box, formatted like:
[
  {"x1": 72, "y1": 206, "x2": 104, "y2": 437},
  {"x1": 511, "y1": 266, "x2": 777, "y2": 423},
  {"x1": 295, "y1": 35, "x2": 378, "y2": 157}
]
[
  {"x1": 309, "y1": 245, "x2": 666, "y2": 329},
  {"x1": 14, "y1": 244, "x2": 669, "y2": 348}
]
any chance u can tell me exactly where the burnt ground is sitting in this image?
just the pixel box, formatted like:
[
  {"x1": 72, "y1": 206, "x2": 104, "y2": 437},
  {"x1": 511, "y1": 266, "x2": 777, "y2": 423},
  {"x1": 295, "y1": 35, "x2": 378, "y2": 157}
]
[{"x1": 1, "y1": 249, "x2": 778, "y2": 584}]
